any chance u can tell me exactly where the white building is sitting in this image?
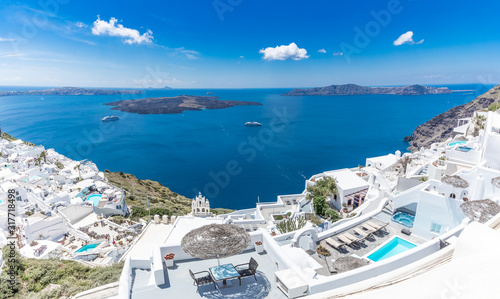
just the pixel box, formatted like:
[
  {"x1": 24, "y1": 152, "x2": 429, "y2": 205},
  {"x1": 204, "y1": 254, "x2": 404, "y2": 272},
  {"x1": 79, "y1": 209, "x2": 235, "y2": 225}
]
[
  {"x1": 22, "y1": 212, "x2": 67, "y2": 243},
  {"x1": 191, "y1": 192, "x2": 211, "y2": 216},
  {"x1": 323, "y1": 169, "x2": 370, "y2": 211}
]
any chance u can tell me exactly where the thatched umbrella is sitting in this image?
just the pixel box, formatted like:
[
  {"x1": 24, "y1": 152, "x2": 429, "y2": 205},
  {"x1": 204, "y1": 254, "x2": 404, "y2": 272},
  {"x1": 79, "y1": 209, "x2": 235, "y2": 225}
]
[
  {"x1": 181, "y1": 223, "x2": 250, "y2": 264},
  {"x1": 492, "y1": 177, "x2": 500, "y2": 189},
  {"x1": 333, "y1": 256, "x2": 369, "y2": 273},
  {"x1": 441, "y1": 175, "x2": 469, "y2": 189},
  {"x1": 460, "y1": 199, "x2": 500, "y2": 224}
]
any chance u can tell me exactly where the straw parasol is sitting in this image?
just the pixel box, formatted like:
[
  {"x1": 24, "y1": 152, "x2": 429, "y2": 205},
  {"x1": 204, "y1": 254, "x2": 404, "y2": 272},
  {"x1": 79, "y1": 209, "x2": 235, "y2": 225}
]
[
  {"x1": 441, "y1": 175, "x2": 469, "y2": 189},
  {"x1": 333, "y1": 256, "x2": 369, "y2": 273},
  {"x1": 460, "y1": 199, "x2": 500, "y2": 224},
  {"x1": 492, "y1": 177, "x2": 500, "y2": 189},
  {"x1": 181, "y1": 223, "x2": 250, "y2": 262}
]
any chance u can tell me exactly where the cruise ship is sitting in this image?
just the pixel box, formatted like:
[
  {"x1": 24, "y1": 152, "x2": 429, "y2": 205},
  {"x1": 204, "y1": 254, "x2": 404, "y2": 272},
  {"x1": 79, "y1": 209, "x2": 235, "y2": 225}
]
[
  {"x1": 245, "y1": 121, "x2": 262, "y2": 126},
  {"x1": 101, "y1": 115, "x2": 120, "y2": 122}
]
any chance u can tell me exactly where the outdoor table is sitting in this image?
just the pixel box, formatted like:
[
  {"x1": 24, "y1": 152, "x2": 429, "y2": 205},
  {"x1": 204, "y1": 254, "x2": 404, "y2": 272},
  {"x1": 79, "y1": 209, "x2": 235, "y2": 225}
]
[{"x1": 209, "y1": 263, "x2": 240, "y2": 285}]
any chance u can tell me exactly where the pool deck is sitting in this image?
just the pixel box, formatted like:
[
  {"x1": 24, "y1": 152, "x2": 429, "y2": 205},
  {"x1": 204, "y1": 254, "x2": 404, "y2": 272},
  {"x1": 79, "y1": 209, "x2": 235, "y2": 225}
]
[{"x1": 313, "y1": 210, "x2": 426, "y2": 276}]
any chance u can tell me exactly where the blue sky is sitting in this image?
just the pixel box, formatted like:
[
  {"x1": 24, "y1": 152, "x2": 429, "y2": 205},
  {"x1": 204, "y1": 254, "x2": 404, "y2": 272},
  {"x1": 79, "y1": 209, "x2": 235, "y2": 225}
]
[{"x1": 0, "y1": 0, "x2": 499, "y2": 88}]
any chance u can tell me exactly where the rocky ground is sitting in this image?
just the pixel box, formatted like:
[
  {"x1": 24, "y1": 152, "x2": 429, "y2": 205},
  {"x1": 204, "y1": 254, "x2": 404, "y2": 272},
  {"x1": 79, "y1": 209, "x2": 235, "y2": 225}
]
[{"x1": 407, "y1": 84, "x2": 500, "y2": 152}]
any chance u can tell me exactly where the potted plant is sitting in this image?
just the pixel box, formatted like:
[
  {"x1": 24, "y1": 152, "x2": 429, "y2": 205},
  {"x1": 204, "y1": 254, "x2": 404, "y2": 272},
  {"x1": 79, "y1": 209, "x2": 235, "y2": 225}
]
[
  {"x1": 164, "y1": 253, "x2": 175, "y2": 267},
  {"x1": 271, "y1": 229, "x2": 276, "y2": 236},
  {"x1": 316, "y1": 245, "x2": 331, "y2": 259},
  {"x1": 255, "y1": 241, "x2": 264, "y2": 253}
]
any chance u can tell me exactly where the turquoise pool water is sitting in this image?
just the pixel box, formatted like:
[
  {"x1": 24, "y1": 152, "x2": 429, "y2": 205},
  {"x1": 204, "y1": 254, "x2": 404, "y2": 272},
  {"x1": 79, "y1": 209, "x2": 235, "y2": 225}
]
[
  {"x1": 367, "y1": 237, "x2": 417, "y2": 262},
  {"x1": 75, "y1": 243, "x2": 99, "y2": 253},
  {"x1": 457, "y1": 146, "x2": 473, "y2": 152},
  {"x1": 86, "y1": 194, "x2": 101, "y2": 206},
  {"x1": 392, "y1": 211, "x2": 415, "y2": 228},
  {"x1": 449, "y1": 141, "x2": 466, "y2": 146}
]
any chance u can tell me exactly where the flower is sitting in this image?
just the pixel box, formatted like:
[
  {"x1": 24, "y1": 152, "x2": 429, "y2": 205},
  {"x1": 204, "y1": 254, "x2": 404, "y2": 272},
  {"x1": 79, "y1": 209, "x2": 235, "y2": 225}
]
[
  {"x1": 255, "y1": 241, "x2": 263, "y2": 246},
  {"x1": 164, "y1": 253, "x2": 175, "y2": 260}
]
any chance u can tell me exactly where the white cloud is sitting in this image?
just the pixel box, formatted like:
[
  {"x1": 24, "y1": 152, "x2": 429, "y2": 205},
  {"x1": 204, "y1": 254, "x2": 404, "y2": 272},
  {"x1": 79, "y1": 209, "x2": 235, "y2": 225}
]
[
  {"x1": 317, "y1": 49, "x2": 326, "y2": 53},
  {"x1": 0, "y1": 37, "x2": 16, "y2": 42},
  {"x1": 91, "y1": 17, "x2": 153, "y2": 45},
  {"x1": 332, "y1": 51, "x2": 343, "y2": 56},
  {"x1": 393, "y1": 31, "x2": 424, "y2": 46},
  {"x1": 171, "y1": 47, "x2": 200, "y2": 60},
  {"x1": 259, "y1": 43, "x2": 309, "y2": 61},
  {"x1": 239, "y1": 56, "x2": 245, "y2": 59},
  {"x1": 75, "y1": 21, "x2": 88, "y2": 28}
]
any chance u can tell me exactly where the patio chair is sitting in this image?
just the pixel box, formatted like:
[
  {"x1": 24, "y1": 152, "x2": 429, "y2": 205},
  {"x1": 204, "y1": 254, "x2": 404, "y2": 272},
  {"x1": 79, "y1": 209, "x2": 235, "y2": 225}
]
[
  {"x1": 366, "y1": 220, "x2": 388, "y2": 232},
  {"x1": 235, "y1": 257, "x2": 259, "y2": 285},
  {"x1": 337, "y1": 234, "x2": 359, "y2": 248},
  {"x1": 325, "y1": 237, "x2": 346, "y2": 250},
  {"x1": 189, "y1": 269, "x2": 216, "y2": 292},
  {"x1": 354, "y1": 227, "x2": 375, "y2": 240},
  {"x1": 344, "y1": 232, "x2": 365, "y2": 246}
]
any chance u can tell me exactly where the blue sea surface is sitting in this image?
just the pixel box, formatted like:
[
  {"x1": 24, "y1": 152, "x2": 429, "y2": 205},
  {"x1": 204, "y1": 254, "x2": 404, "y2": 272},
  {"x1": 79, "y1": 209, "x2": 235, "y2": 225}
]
[{"x1": 0, "y1": 84, "x2": 493, "y2": 209}]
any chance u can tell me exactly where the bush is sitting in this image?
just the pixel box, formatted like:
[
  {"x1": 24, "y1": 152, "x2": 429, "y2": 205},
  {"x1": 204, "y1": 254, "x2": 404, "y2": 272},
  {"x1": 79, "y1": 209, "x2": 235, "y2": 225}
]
[
  {"x1": 488, "y1": 102, "x2": 500, "y2": 112},
  {"x1": 325, "y1": 208, "x2": 341, "y2": 222},
  {"x1": 55, "y1": 162, "x2": 64, "y2": 169},
  {"x1": 274, "y1": 215, "x2": 284, "y2": 221},
  {"x1": 312, "y1": 195, "x2": 328, "y2": 216},
  {"x1": 276, "y1": 216, "x2": 307, "y2": 234},
  {"x1": 309, "y1": 215, "x2": 323, "y2": 226}
]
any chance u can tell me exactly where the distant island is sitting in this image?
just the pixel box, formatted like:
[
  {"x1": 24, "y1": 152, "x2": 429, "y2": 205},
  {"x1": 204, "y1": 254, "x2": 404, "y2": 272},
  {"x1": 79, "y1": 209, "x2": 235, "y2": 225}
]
[
  {"x1": 104, "y1": 95, "x2": 262, "y2": 114},
  {"x1": 282, "y1": 84, "x2": 453, "y2": 96},
  {"x1": 147, "y1": 86, "x2": 172, "y2": 90},
  {"x1": 0, "y1": 87, "x2": 144, "y2": 97}
]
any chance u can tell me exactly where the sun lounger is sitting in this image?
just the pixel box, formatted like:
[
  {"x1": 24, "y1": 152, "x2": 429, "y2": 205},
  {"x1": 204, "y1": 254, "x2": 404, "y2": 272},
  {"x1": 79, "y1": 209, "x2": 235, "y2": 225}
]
[
  {"x1": 366, "y1": 221, "x2": 388, "y2": 232},
  {"x1": 354, "y1": 227, "x2": 370, "y2": 237},
  {"x1": 325, "y1": 237, "x2": 345, "y2": 250},
  {"x1": 344, "y1": 232, "x2": 363, "y2": 243},
  {"x1": 337, "y1": 234, "x2": 354, "y2": 245},
  {"x1": 337, "y1": 234, "x2": 361, "y2": 247}
]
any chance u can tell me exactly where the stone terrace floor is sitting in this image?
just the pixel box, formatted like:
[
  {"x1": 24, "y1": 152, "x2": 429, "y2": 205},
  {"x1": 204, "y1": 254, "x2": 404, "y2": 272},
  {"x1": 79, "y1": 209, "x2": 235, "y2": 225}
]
[
  {"x1": 130, "y1": 250, "x2": 287, "y2": 299},
  {"x1": 313, "y1": 210, "x2": 427, "y2": 276}
]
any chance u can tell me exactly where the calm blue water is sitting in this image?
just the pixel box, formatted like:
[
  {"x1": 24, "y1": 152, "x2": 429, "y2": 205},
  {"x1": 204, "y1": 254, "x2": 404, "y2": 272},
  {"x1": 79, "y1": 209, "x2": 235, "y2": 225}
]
[{"x1": 0, "y1": 84, "x2": 494, "y2": 210}]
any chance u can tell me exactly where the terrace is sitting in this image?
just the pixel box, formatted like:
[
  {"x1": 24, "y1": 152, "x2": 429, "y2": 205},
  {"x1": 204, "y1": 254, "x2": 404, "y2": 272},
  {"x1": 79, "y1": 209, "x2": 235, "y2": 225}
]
[
  {"x1": 130, "y1": 250, "x2": 287, "y2": 299},
  {"x1": 314, "y1": 211, "x2": 426, "y2": 275}
]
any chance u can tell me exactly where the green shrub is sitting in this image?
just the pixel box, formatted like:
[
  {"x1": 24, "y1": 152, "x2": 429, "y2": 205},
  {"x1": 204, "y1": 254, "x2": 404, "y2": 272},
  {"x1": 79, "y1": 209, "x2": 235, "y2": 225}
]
[
  {"x1": 488, "y1": 102, "x2": 500, "y2": 112},
  {"x1": 325, "y1": 208, "x2": 341, "y2": 222},
  {"x1": 55, "y1": 162, "x2": 64, "y2": 169},
  {"x1": 276, "y1": 216, "x2": 307, "y2": 234},
  {"x1": 274, "y1": 215, "x2": 284, "y2": 220}
]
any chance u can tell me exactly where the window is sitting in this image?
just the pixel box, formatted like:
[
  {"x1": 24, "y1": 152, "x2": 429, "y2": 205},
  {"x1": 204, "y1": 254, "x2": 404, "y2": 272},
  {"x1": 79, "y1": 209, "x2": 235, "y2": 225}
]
[
  {"x1": 16, "y1": 196, "x2": 21, "y2": 201},
  {"x1": 450, "y1": 193, "x2": 456, "y2": 199},
  {"x1": 347, "y1": 199, "x2": 352, "y2": 206},
  {"x1": 333, "y1": 194, "x2": 337, "y2": 201},
  {"x1": 430, "y1": 222, "x2": 442, "y2": 234}
]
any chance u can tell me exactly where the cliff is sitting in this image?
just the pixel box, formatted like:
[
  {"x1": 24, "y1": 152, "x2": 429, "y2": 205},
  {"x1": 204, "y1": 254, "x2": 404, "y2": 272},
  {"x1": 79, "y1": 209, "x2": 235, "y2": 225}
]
[
  {"x1": 282, "y1": 84, "x2": 452, "y2": 96},
  {"x1": 407, "y1": 84, "x2": 500, "y2": 152},
  {"x1": 0, "y1": 87, "x2": 143, "y2": 97}
]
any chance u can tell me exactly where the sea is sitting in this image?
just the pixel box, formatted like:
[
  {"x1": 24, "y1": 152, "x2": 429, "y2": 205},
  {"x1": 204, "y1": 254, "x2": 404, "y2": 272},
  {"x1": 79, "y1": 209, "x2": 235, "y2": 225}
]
[{"x1": 0, "y1": 84, "x2": 494, "y2": 210}]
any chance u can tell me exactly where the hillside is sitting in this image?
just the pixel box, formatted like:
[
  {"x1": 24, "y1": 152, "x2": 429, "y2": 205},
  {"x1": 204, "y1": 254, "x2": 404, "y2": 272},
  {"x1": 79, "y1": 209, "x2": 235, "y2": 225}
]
[
  {"x1": 407, "y1": 84, "x2": 500, "y2": 152},
  {"x1": 282, "y1": 84, "x2": 452, "y2": 96},
  {"x1": 104, "y1": 171, "x2": 233, "y2": 220}
]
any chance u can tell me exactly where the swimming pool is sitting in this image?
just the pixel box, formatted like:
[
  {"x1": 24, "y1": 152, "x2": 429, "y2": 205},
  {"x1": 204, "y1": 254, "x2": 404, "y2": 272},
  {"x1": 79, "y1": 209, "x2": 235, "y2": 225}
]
[
  {"x1": 75, "y1": 243, "x2": 100, "y2": 253},
  {"x1": 448, "y1": 141, "x2": 466, "y2": 146},
  {"x1": 366, "y1": 237, "x2": 417, "y2": 262},
  {"x1": 456, "y1": 146, "x2": 473, "y2": 152},
  {"x1": 392, "y1": 211, "x2": 415, "y2": 228},
  {"x1": 86, "y1": 194, "x2": 102, "y2": 206}
]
